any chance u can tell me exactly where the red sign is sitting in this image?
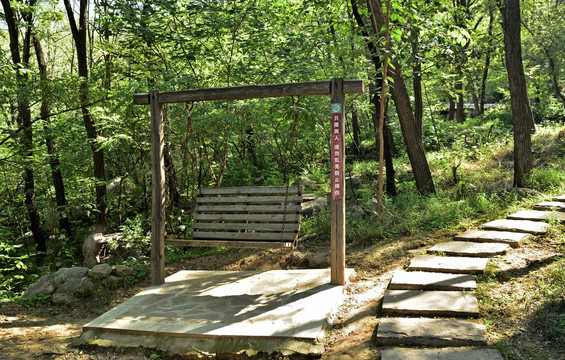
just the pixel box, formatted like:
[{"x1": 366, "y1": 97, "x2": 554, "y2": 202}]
[{"x1": 331, "y1": 107, "x2": 343, "y2": 200}]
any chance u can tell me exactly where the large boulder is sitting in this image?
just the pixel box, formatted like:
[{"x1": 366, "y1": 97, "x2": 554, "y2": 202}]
[
  {"x1": 302, "y1": 195, "x2": 328, "y2": 217},
  {"x1": 88, "y1": 263, "x2": 112, "y2": 280},
  {"x1": 23, "y1": 274, "x2": 56, "y2": 297},
  {"x1": 114, "y1": 265, "x2": 134, "y2": 277},
  {"x1": 346, "y1": 205, "x2": 367, "y2": 220},
  {"x1": 82, "y1": 233, "x2": 122, "y2": 268},
  {"x1": 52, "y1": 267, "x2": 89, "y2": 287},
  {"x1": 52, "y1": 277, "x2": 94, "y2": 305}
]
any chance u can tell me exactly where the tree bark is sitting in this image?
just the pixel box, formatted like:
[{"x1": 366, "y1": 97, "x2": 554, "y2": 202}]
[
  {"x1": 455, "y1": 81, "x2": 465, "y2": 123},
  {"x1": 2, "y1": 0, "x2": 46, "y2": 256},
  {"x1": 351, "y1": 0, "x2": 397, "y2": 195},
  {"x1": 31, "y1": 17, "x2": 72, "y2": 239},
  {"x1": 368, "y1": 0, "x2": 435, "y2": 194},
  {"x1": 479, "y1": 10, "x2": 494, "y2": 115},
  {"x1": 500, "y1": 0, "x2": 534, "y2": 187},
  {"x1": 63, "y1": 0, "x2": 107, "y2": 232},
  {"x1": 412, "y1": 28, "x2": 423, "y2": 138}
]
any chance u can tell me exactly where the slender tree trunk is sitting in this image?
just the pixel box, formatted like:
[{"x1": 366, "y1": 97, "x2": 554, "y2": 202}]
[
  {"x1": 352, "y1": 0, "x2": 397, "y2": 195},
  {"x1": 500, "y1": 0, "x2": 534, "y2": 187},
  {"x1": 412, "y1": 28, "x2": 423, "y2": 138},
  {"x1": 455, "y1": 81, "x2": 465, "y2": 123},
  {"x1": 2, "y1": 0, "x2": 47, "y2": 256},
  {"x1": 32, "y1": 20, "x2": 72, "y2": 239},
  {"x1": 448, "y1": 96, "x2": 456, "y2": 120},
  {"x1": 351, "y1": 110, "x2": 361, "y2": 156},
  {"x1": 63, "y1": 0, "x2": 107, "y2": 232},
  {"x1": 479, "y1": 10, "x2": 494, "y2": 115},
  {"x1": 368, "y1": 0, "x2": 435, "y2": 194}
]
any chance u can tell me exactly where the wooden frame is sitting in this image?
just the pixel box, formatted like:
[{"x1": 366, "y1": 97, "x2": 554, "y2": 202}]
[{"x1": 134, "y1": 79, "x2": 364, "y2": 286}]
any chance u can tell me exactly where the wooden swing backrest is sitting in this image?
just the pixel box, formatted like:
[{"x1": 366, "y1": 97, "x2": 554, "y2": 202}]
[{"x1": 167, "y1": 185, "x2": 303, "y2": 249}]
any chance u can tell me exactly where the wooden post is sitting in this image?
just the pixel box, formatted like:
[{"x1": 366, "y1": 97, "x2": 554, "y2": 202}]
[
  {"x1": 330, "y1": 78, "x2": 346, "y2": 285},
  {"x1": 150, "y1": 90, "x2": 166, "y2": 286}
]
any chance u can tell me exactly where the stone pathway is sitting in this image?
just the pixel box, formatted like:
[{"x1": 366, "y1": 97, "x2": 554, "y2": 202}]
[{"x1": 377, "y1": 194, "x2": 565, "y2": 359}]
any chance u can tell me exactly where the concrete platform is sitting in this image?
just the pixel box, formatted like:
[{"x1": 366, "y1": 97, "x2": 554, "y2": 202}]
[
  {"x1": 480, "y1": 219, "x2": 550, "y2": 235},
  {"x1": 381, "y1": 290, "x2": 479, "y2": 318},
  {"x1": 427, "y1": 241, "x2": 510, "y2": 257},
  {"x1": 555, "y1": 195, "x2": 565, "y2": 202},
  {"x1": 508, "y1": 209, "x2": 565, "y2": 222},
  {"x1": 389, "y1": 271, "x2": 476, "y2": 291},
  {"x1": 80, "y1": 269, "x2": 354, "y2": 356},
  {"x1": 455, "y1": 230, "x2": 529, "y2": 248},
  {"x1": 408, "y1": 255, "x2": 489, "y2": 274},
  {"x1": 380, "y1": 347, "x2": 503, "y2": 360},
  {"x1": 377, "y1": 317, "x2": 486, "y2": 346},
  {"x1": 534, "y1": 201, "x2": 565, "y2": 212}
]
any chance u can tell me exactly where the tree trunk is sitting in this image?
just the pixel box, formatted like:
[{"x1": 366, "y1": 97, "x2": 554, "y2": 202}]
[
  {"x1": 32, "y1": 19, "x2": 72, "y2": 239},
  {"x1": 351, "y1": 110, "x2": 361, "y2": 155},
  {"x1": 351, "y1": 0, "x2": 396, "y2": 196},
  {"x1": 368, "y1": 0, "x2": 435, "y2": 194},
  {"x1": 63, "y1": 0, "x2": 107, "y2": 232},
  {"x1": 448, "y1": 96, "x2": 456, "y2": 120},
  {"x1": 455, "y1": 81, "x2": 465, "y2": 123},
  {"x1": 479, "y1": 10, "x2": 494, "y2": 115},
  {"x1": 500, "y1": 0, "x2": 534, "y2": 187},
  {"x1": 412, "y1": 28, "x2": 423, "y2": 138},
  {"x1": 164, "y1": 143, "x2": 181, "y2": 210},
  {"x1": 2, "y1": 0, "x2": 47, "y2": 256}
]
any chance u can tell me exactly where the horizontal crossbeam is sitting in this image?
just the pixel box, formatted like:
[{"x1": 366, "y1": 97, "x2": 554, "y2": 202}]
[{"x1": 134, "y1": 80, "x2": 365, "y2": 105}]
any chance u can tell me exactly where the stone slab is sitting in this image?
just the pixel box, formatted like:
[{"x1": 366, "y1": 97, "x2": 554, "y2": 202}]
[
  {"x1": 408, "y1": 255, "x2": 489, "y2": 274},
  {"x1": 83, "y1": 269, "x2": 354, "y2": 345},
  {"x1": 480, "y1": 219, "x2": 549, "y2": 235},
  {"x1": 381, "y1": 290, "x2": 479, "y2": 317},
  {"x1": 508, "y1": 210, "x2": 565, "y2": 222},
  {"x1": 554, "y1": 195, "x2": 565, "y2": 202},
  {"x1": 455, "y1": 230, "x2": 529, "y2": 248},
  {"x1": 389, "y1": 271, "x2": 476, "y2": 291},
  {"x1": 428, "y1": 241, "x2": 510, "y2": 257},
  {"x1": 380, "y1": 347, "x2": 503, "y2": 360},
  {"x1": 534, "y1": 201, "x2": 565, "y2": 212},
  {"x1": 377, "y1": 317, "x2": 486, "y2": 346}
]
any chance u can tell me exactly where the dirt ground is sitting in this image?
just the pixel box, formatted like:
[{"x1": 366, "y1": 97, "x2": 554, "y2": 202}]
[{"x1": 1, "y1": 226, "x2": 563, "y2": 360}]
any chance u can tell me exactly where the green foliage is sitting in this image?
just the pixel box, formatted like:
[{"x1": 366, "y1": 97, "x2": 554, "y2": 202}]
[
  {"x1": 14, "y1": 293, "x2": 51, "y2": 307},
  {"x1": 524, "y1": 165, "x2": 565, "y2": 192},
  {"x1": 0, "y1": 227, "x2": 36, "y2": 300}
]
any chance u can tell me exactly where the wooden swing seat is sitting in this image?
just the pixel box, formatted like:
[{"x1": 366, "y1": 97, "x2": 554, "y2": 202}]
[{"x1": 167, "y1": 185, "x2": 303, "y2": 249}]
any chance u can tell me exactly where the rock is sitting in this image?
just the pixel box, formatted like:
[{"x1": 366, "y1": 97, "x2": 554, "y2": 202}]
[
  {"x1": 52, "y1": 292, "x2": 75, "y2": 306},
  {"x1": 288, "y1": 251, "x2": 307, "y2": 266},
  {"x1": 52, "y1": 267, "x2": 89, "y2": 287},
  {"x1": 104, "y1": 275, "x2": 120, "y2": 288},
  {"x1": 115, "y1": 265, "x2": 134, "y2": 277},
  {"x1": 56, "y1": 277, "x2": 94, "y2": 296},
  {"x1": 346, "y1": 205, "x2": 366, "y2": 220},
  {"x1": 299, "y1": 176, "x2": 317, "y2": 185},
  {"x1": 345, "y1": 176, "x2": 363, "y2": 188},
  {"x1": 306, "y1": 253, "x2": 330, "y2": 268},
  {"x1": 302, "y1": 195, "x2": 328, "y2": 217},
  {"x1": 382, "y1": 290, "x2": 479, "y2": 318},
  {"x1": 23, "y1": 274, "x2": 56, "y2": 297},
  {"x1": 82, "y1": 233, "x2": 123, "y2": 268},
  {"x1": 89, "y1": 263, "x2": 112, "y2": 280}
]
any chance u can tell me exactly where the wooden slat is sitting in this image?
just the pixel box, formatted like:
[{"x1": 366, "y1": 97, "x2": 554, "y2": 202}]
[
  {"x1": 193, "y1": 231, "x2": 297, "y2": 241},
  {"x1": 193, "y1": 222, "x2": 300, "y2": 232},
  {"x1": 199, "y1": 186, "x2": 303, "y2": 196},
  {"x1": 195, "y1": 204, "x2": 302, "y2": 213},
  {"x1": 167, "y1": 239, "x2": 295, "y2": 249},
  {"x1": 196, "y1": 195, "x2": 303, "y2": 204},
  {"x1": 194, "y1": 213, "x2": 301, "y2": 222},
  {"x1": 133, "y1": 80, "x2": 364, "y2": 105}
]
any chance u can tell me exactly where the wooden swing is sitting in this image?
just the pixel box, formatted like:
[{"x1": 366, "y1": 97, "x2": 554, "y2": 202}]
[{"x1": 133, "y1": 79, "x2": 364, "y2": 286}]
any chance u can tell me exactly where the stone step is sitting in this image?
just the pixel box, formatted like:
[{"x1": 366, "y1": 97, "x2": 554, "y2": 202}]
[
  {"x1": 534, "y1": 201, "x2": 565, "y2": 212},
  {"x1": 380, "y1": 347, "x2": 503, "y2": 360},
  {"x1": 381, "y1": 290, "x2": 479, "y2": 318},
  {"x1": 427, "y1": 241, "x2": 510, "y2": 258},
  {"x1": 508, "y1": 209, "x2": 565, "y2": 222},
  {"x1": 554, "y1": 195, "x2": 565, "y2": 202},
  {"x1": 389, "y1": 271, "x2": 476, "y2": 291},
  {"x1": 408, "y1": 255, "x2": 489, "y2": 275},
  {"x1": 455, "y1": 230, "x2": 529, "y2": 248},
  {"x1": 376, "y1": 317, "x2": 487, "y2": 346},
  {"x1": 480, "y1": 219, "x2": 550, "y2": 235}
]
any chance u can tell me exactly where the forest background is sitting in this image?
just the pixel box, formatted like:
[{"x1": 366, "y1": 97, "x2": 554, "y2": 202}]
[{"x1": 1, "y1": 0, "x2": 565, "y2": 310}]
